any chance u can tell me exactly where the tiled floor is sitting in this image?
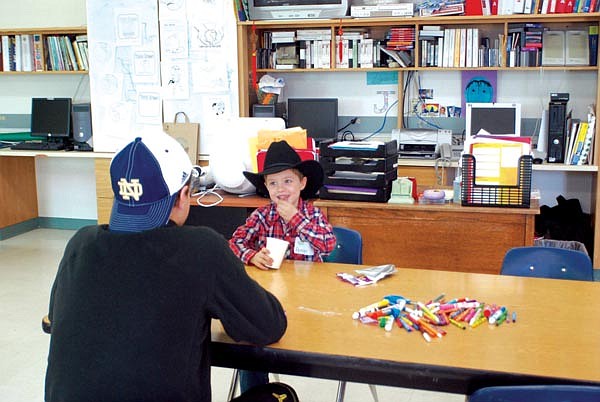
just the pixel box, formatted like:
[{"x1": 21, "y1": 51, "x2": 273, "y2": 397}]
[{"x1": 0, "y1": 228, "x2": 466, "y2": 402}]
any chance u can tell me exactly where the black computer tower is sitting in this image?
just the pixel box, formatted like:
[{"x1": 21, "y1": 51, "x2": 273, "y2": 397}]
[
  {"x1": 72, "y1": 103, "x2": 93, "y2": 151},
  {"x1": 547, "y1": 94, "x2": 569, "y2": 163}
]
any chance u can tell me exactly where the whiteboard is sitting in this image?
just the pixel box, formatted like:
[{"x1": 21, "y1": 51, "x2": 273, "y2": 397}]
[{"x1": 87, "y1": 0, "x2": 239, "y2": 154}]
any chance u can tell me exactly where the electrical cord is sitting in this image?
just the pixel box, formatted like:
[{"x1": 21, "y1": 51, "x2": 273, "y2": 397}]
[
  {"x1": 195, "y1": 184, "x2": 224, "y2": 207},
  {"x1": 338, "y1": 117, "x2": 358, "y2": 132},
  {"x1": 361, "y1": 99, "x2": 399, "y2": 141},
  {"x1": 341, "y1": 130, "x2": 355, "y2": 141}
]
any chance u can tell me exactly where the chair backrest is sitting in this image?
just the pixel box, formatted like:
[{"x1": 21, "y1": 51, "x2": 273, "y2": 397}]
[
  {"x1": 324, "y1": 227, "x2": 362, "y2": 265},
  {"x1": 501, "y1": 246, "x2": 593, "y2": 281},
  {"x1": 468, "y1": 385, "x2": 600, "y2": 402}
]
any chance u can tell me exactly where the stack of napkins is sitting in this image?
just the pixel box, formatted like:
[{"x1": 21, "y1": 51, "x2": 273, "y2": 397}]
[{"x1": 337, "y1": 264, "x2": 397, "y2": 287}]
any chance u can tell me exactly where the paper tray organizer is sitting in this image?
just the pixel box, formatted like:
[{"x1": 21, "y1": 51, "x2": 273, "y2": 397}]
[
  {"x1": 320, "y1": 154, "x2": 398, "y2": 173},
  {"x1": 461, "y1": 154, "x2": 533, "y2": 208},
  {"x1": 323, "y1": 169, "x2": 398, "y2": 188},
  {"x1": 318, "y1": 140, "x2": 398, "y2": 202}
]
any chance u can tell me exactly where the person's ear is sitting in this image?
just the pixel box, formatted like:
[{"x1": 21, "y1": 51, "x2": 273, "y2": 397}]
[{"x1": 300, "y1": 176, "x2": 307, "y2": 190}]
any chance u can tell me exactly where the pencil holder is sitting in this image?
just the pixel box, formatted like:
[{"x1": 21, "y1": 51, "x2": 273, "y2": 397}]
[{"x1": 257, "y1": 89, "x2": 278, "y2": 105}]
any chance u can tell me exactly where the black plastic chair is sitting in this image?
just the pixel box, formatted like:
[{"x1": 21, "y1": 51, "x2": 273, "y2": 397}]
[
  {"x1": 324, "y1": 227, "x2": 377, "y2": 402},
  {"x1": 468, "y1": 385, "x2": 600, "y2": 402},
  {"x1": 501, "y1": 246, "x2": 593, "y2": 281}
]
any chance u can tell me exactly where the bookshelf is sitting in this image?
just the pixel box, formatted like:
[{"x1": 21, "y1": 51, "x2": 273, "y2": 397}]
[
  {"x1": 234, "y1": 12, "x2": 600, "y2": 267},
  {"x1": 0, "y1": 27, "x2": 88, "y2": 74}
]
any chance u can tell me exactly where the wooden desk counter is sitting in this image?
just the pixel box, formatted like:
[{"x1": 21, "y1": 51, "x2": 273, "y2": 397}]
[
  {"x1": 192, "y1": 191, "x2": 539, "y2": 275},
  {"x1": 314, "y1": 199, "x2": 539, "y2": 275},
  {"x1": 211, "y1": 261, "x2": 600, "y2": 394}
]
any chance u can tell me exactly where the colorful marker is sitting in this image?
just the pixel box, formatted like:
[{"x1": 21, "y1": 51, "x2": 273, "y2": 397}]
[
  {"x1": 449, "y1": 318, "x2": 466, "y2": 330},
  {"x1": 352, "y1": 299, "x2": 389, "y2": 319}
]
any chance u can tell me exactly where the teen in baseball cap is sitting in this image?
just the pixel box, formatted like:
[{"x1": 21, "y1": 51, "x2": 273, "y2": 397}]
[{"x1": 109, "y1": 131, "x2": 193, "y2": 233}]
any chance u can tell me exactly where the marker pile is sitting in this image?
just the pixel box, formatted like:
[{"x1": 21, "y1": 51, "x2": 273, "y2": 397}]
[{"x1": 353, "y1": 294, "x2": 516, "y2": 342}]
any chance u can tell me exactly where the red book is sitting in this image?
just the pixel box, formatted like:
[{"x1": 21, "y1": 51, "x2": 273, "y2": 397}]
[
  {"x1": 465, "y1": 0, "x2": 484, "y2": 14},
  {"x1": 556, "y1": 0, "x2": 568, "y2": 12},
  {"x1": 491, "y1": 0, "x2": 499, "y2": 14}
]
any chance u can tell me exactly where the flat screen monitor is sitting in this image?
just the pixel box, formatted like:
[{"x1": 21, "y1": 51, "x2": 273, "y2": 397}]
[
  {"x1": 465, "y1": 102, "x2": 521, "y2": 138},
  {"x1": 31, "y1": 98, "x2": 72, "y2": 140},
  {"x1": 248, "y1": 0, "x2": 348, "y2": 20},
  {"x1": 287, "y1": 98, "x2": 338, "y2": 143}
]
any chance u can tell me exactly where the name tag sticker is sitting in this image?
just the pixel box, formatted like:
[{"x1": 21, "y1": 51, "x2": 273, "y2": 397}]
[{"x1": 294, "y1": 238, "x2": 314, "y2": 256}]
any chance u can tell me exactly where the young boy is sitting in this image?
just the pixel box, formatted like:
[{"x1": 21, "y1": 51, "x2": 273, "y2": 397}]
[
  {"x1": 229, "y1": 140, "x2": 336, "y2": 270},
  {"x1": 229, "y1": 140, "x2": 335, "y2": 392}
]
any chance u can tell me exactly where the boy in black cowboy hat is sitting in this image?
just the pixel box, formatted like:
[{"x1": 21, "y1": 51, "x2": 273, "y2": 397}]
[
  {"x1": 229, "y1": 140, "x2": 335, "y2": 392},
  {"x1": 229, "y1": 140, "x2": 336, "y2": 270}
]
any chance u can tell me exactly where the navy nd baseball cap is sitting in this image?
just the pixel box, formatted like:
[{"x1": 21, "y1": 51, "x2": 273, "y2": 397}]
[{"x1": 109, "y1": 131, "x2": 193, "y2": 233}]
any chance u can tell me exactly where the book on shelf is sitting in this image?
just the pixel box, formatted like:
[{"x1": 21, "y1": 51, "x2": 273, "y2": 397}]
[
  {"x1": 20, "y1": 34, "x2": 33, "y2": 72},
  {"x1": 570, "y1": 121, "x2": 589, "y2": 165},
  {"x1": 578, "y1": 115, "x2": 595, "y2": 165},
  {"x1": 14, "y1": 34, "x2": 22, "y2": 71},
  {"x1": 589, "y1": 25, "x2": 598, "y2": 67},
  {"x1": 1, "y1": 36, "x2": 11, "y2": 72},
  {"x1": 33, "y1": 34, "x2": 44, "y2": 71},
  {"x1": 565, "y1": 118, "x2": 580, "y2": 165},
  {"x1": 565, "y1": 30, "x2": 589, "y2": 67}
]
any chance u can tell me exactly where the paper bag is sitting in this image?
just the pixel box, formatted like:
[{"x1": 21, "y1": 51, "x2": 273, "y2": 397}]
[{"x1": 163, "y1": 112, "x2": 200, "y2": 164}]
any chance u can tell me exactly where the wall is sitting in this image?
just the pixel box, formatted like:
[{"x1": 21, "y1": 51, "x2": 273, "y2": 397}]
[
  {"x1": 0, "y1": 0, "x2": 97, "y2": 221},
  {"x1": 281, "y1": 70, "x2": 595, "y2": 212}
]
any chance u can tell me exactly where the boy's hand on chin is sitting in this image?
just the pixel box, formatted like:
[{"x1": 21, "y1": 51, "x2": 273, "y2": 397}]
[{"x1": 275, "y1": 198, "x2": 297, "y2": 222}]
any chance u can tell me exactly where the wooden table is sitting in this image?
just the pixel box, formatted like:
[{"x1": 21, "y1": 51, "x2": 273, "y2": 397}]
[
  {"x1": 192, "y1": 191, "x2": 539, "y2": 274},
  {"x1": 210, "y1": 261, "x2": 600, "y2": 395}
]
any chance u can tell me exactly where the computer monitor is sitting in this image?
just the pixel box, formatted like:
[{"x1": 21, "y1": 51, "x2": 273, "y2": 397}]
[
  {"x1": 287, "y1": 98, "x2": 338, "y2": 143},
  {"x1": 31, "y1": 98, "x2": 72, "y2": 142},
  {"x1": 465, "y1": 102, "x2": 521, "y2": 138}
]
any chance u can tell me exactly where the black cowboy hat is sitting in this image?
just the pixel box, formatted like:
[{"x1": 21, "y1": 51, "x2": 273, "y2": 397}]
[{"x1": 243, "y1": 140, "x2": 323, "y2": 199}]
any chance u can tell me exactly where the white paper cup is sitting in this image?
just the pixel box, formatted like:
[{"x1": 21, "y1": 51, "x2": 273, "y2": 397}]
[{"x1": 265, "y1": 237, "x2": 289, "y2": 269}]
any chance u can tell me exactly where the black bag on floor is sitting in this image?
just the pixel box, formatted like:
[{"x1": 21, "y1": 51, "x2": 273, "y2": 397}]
[{"x1": 230, "y1": 382, "x2": 300, "y2": 402}]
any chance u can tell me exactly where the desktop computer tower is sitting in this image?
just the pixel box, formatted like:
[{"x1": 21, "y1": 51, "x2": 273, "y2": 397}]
[
  {"x1": 547, "y1": 93, "x2": 569, "y2": 163},
  {"x1": 252, "y1": 103, "x2": 286, "y2": 118},
  {"x1": 71, "y1": 103, "x2": 93, "y2": 151}
]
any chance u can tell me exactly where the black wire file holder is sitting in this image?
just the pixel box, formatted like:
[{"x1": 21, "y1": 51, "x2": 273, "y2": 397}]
[{"x1": 461, "y1": 154, "x2": 533, "y2": 208}]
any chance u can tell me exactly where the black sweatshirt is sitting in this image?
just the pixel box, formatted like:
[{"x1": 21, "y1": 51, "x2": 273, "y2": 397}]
[{"x1": 45, "y1": 224, "x2": 287, "y2": 402}]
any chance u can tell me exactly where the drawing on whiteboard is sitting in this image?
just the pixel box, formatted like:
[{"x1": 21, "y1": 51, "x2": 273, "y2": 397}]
[
  {"x1": 160, "y1": 0, "x2": 185, "y2": 11},
  {"x1": 133, "y1": 51, "x2": 157, "y2": 77},
  {"x1": 161, "y1": 61, "x2": 190, "y2": 100},
  {"x1": 160, "y1": 20, "x2": 188, "y2": 57},
  {"x1": 92, "y1": 42, "x2": 112, "y2": 64},
  {"x1": 190, "y1": 57, "x2": 230, "y2": 93},
  {"x1": 116, "y1": 12, "x2": 141, "y2": 45},
  {"x1": 203, "y1": 95, "x2": 231, "y2": 118},
  {"x1": 99, "y1": 74, "x2": 120, "y2": 95},
  {"x1": 137, "y1": 89, "x2": 162, "y2": 124},
  {"x1": 190, "y1": 22, "x2": 224, "y2": 49}
]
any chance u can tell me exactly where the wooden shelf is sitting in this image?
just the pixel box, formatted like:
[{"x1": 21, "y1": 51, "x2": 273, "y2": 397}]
[
  {"x1": 0, "y1": 26, "x2": 88, "y2": 73},
  {"x1": 235, "y1": 11, "x2": 600, "y2": 268}
]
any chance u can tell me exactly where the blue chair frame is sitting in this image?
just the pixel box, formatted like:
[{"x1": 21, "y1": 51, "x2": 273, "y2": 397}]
[
  {"x1": 500, "y1": 246, "x2": 593, "y2": 281},
  {"x1": 468, "y1": 385, "x2": 600, "y2": 402},
  {"x1": 324, "y1": 226, "x2": 363, "y2": 265}
]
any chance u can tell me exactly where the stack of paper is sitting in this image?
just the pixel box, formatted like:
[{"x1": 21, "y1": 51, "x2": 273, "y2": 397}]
[{"x1": 463, "y1": 134, "x2": 531, "y2": 186}]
